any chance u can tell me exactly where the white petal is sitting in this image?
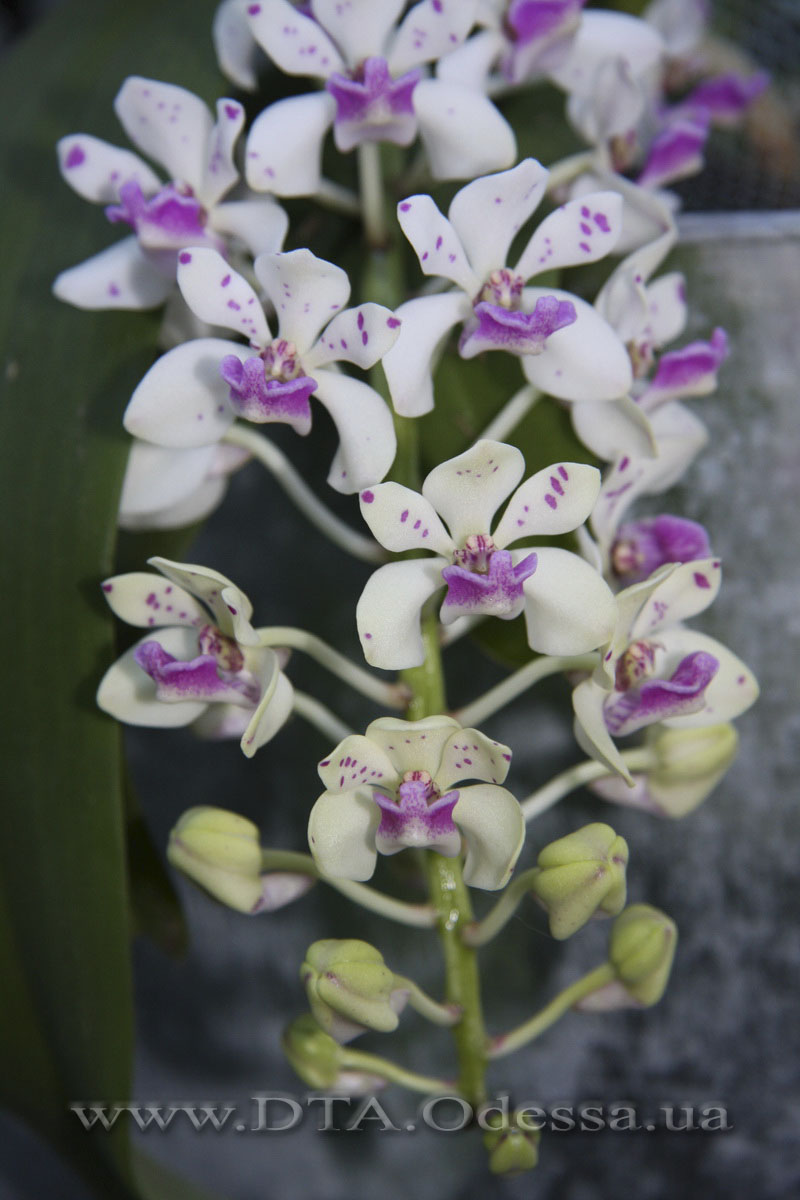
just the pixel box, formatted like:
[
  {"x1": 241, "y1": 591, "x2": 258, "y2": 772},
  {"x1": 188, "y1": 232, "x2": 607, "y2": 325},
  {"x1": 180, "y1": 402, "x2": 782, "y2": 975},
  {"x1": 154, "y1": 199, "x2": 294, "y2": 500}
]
[
  {"x1": 255, "y1": 248, "x2": 350, "y2": 354},
  {"x1": 245, "y1": 92, "x2": 335, "y2": 196},
  {"x1": 655, "y1": 629, "x2": 759, "y2": 728},
  {"x1": 213, "y1": 0, "x2": 262, "y2": 90},
  {"x1": 522, "y1": 546, "x2": 616, "y2": 655},
  {"x1": 423, "y1": 439, "x2": 525, "y2": 545},
  {"x1": 211, "y1": 197, "x2": 289, "y2": 257},
  {"x1": 594, "y1": 218, "x2": 677, "y2": 340},
  {"x1": 147, "y1": 557, "x2": 255, "y2": 640},
  {"x1": 124, "y1": 338, "x2": 239, "y2": 448},
  {"x1": 366, "y1": 715, "x2": 462, "y2": 779},
  {"x1": 515, "y1": 193, "x2": 623, "y2": 281},
  {"x1": 56, "y1": 134, "x2": 160, "y2": 203},
  {"x1": 357, "y1": 558, "x2": 445, "y2": 668},
  {"x1": 118, "y1": 441, "x2": 218, "y2": 518},
  {"x1": 435, "y1": 28, "x2": 504, "y2": 88},
  {"x1": 571, "y1": 395, "x2": 657, "y2": 463},
  {"x1": 396, "y1": 194, "x2": 477, "y2": 292},
  {"x1": 240, "y1": 657, "x2": 295, "y2": 756},
  {"x1": 413, "y1": 80, "x2": 516, "y2": 180},
  {"x1": 566, "y1": 58, "x2": 645, "y2": 145},
  {"x1": 114, "y1": 77, "x2": 212, "y2": 192},
  {"x1": 549, "y1": 11, "x2": 664, "y2": 95},
  {"x1": 389, "y1": 0, "x2": 479, "y2": 74},
  {"x1": 307, "y1": 790, "x2": 380, "y2": 881},
  {"x1": 53, "y1": 237, "x2": 172, "y2": 310},
  {"x1": 312, "y1": 369, "x2": 397, "y2": 494},
  {"x1": 305, "y1": 304, "x2": 401, "y2": 371},
  {"x1": 436, "y1": 729, "x2": 512, "y2": 790},
  {"x1": 318, "y1": 734, "x2": 399, "y2": 795},
  {"x1": 453, "y1": 784, "x2": 525, "y2": 890},
  {"x1": 97, "y1": 626, "x2": 208, "y2": 727},
  {"x1": 381, "y1": 292, "x2": 468, "y2": 417},
  {"x1": 521, "y1": 287, "x2": 632, "y2": 402},
  {"x1": 447, "y1": 159, "x2": 549, "y2": 284},
  {"x1": 572, "y1": 677, "x2": 633, "y2": 782},
  {"x1": 200, "y1": 99, "x2": 246, "y2": 207},
  {"x1": 118, "y1": 474, "x2": 228, "y2": 531},
  {"x1": 178, "y1": 248, "x2": 269, "y2": 344},
  {"x1": 247, "y1": 0, "x2": 344, "y2": 76},
  {"x1": 359, "y1": 482, "x2": 453, "y2": 555},
  {"x1": 100, "y1": 571, "x2": 206, "y2": 629},
  {"x1": 631, "y1": 558, "x2": 722, "y2": 638},
  {"x1": 313, "y1": 0, "x2": 405, "y2": 65},
  {"x1": 494, "y1": 462, "x2": 601, "y2": 546},
  {"x1": 600, "y1": 567, "x2": 676, "y2": 686},
  {"x1": 645, "y1": 272, "x2": 688, "y2": 347}
]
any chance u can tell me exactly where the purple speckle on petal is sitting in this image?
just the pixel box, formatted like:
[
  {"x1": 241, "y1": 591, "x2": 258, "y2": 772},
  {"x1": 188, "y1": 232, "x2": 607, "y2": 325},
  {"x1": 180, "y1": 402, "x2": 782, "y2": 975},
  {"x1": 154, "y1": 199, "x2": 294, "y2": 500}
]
[
  {"x1": 400, "y1": 509, "x2": 409, "y2": 523},
  {"x1": 364, "y1": 632, "x2": 372, "y2": 639},
  {"x1": 400, "y1": 202, "x2": 411, "y2": 212},
  {"x1": 361, "y1": 490, "x2": 375, "y2": 503},
  {"x1": 693, "y1": 572, "x2": 710, "y2": 588},
  {"x1": 594, "y1": 212, "x2": 611, "y2": 232},
  {"x1": 361, "y1": 330, "x2": 368, "y2": 345},
  {"x1": 387, "y1": 316, "x2": 400, "y2": 328},
  {"x1": 179, "y1": 252, "x2": 192, "y2": 264},
  {"x1": 580, "y1": 222, "x2": 592, "y2": 235},
  {"x1": 545, "y1": 494, "x2": 557, "y2": 509},
  {"x1": 224, "y1": 104, "x2": 240, "y2": 120},
  {"x1": 102, "y1": 583, "x2": 113, "y2": 592},
  {"x1": 435, "y1": 236, "x2": 443, "y2": 250},
  {"x1": 221, "y1": 274, "x2": 231, "y2": 287},
  {"x1": 558, "y1": 465, "x2": 569, "y2": 480},
  {"x1": 65, "y1": 145, "x2": 85, "y2": 169},
  {"x1": 579, "y1": 241, "x2": 591, "y2": 253},
  {"x1": 357, "y1": 311, "x2": 364, "y2": 330},
  {"x1": 247, "y1": 3, "x2": 261, "y2": 12},
  {"x1": 227, "y1": 604, "x2": 237, "y2": 614}
]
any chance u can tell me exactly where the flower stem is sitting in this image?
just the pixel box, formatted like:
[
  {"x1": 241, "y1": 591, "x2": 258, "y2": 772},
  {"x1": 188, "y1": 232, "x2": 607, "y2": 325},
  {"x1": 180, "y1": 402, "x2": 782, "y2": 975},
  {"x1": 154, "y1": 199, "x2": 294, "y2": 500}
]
[
  {"x1": 222, "y1": 425, "x2": 385, "y2": 564},
  {"x1": 477, "y1": 384, "x2": 540, "y2": 443},
  {"x1": 358, "y1": 142, "x2": 389, "y2": 249},
  {"x1": 488, "y1": 963, "x2": 616, "y2": 1059},
  {"x1": 315, "y1": 177, "x2": 361, "y2": 217},
  {"x1": 462, "y1": 868, "x2": 542, "y2": 948},
  {"x1": 520, "y1": 748, "x2": 656, "y2": 822},
  {"x1": 339, "y1": 1047, "x2": 453, "y2": 1095},
  {"x1": 455, "y1": 653, "x2": 599, "y2": 728},
  {"x1": 392, "y1": 976, "x2": 462, "y2": 1027},
  {"x1": 291, "y1": 690, "x2": 353, "y2": 744},
  {"x1": 256, "y1": 625, "x2": 408, "y2": 709}
]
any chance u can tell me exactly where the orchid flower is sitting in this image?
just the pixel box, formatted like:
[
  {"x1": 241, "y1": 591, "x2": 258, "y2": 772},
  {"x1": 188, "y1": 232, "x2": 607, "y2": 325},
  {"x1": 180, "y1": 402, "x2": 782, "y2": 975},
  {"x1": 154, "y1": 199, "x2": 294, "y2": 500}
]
[
  {"x1": 381, "y1": 159, "x2": 632, "y2": 417},
  {"x1": 241, "y1": 0, "x2": 516, "y2": 194},
  {"x1": 123, "y1": 246, "x2": 399, "y2": 494},
  {"x1": 53, "y1": 76, "x2": 288, "y2": 311},
  {"x1": 572, "y1": 561, "x2": 758, "y2": 783},
  {"x1": 307, "y1": 716, "x2": 525, "y2": 889},
  {"x1": 97, "y1": 558, "x2": 294, "y2": 757},
  {"x1": 117, "y1": 439, "x2": 250, "y2": 531},
  {"x1": 356, "y1": 439, "x2": 615, "y2": 670}
]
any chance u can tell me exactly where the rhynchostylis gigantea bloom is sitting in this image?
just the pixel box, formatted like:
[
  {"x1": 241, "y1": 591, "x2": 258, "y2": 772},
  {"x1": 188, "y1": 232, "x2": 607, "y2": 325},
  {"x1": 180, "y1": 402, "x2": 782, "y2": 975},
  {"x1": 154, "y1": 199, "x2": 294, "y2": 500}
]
[
  {"x1": 307, "y1": 716, "x2": 525, "y2": 889},
  {"x1": 123, "y1": 246, "x2": 400, "y2": 494},
  {"x1": 381, "y1": 158, "x2": 633, "y2": 417},
  {"x1": 356, "y1": 439, "x2": 616, "y2": 669},
  {"x1": 97, "y1": 558, "x2": 294, "y2": 757},
  {"x1": 53, "y1": 76, "x2": 287, "y2": 310}
]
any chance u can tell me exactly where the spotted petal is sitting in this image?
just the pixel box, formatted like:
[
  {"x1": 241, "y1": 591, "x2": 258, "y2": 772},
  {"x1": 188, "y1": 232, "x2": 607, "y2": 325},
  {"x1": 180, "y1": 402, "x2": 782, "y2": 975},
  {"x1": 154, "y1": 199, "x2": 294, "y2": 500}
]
[
  {"x1": 100, "y1": 571, "x2": 206, "y2": 629},
  {"x1": 381, "y1": 292, "x2": 469, "y2": 417},
  {"x1": 178, "y1": 248, "x2": 270, "y2": 345},
  {"x1": 493, "y1": 462, "x2": 600, "y2": 546},
  {"x1": 396, "y1": 194, "x2": 478, "y2": 293},
  {"x1": 147, "y1": 557, "x2": 256, "y2": 642},
  {"x1": 245, "y1": 92, "x2": 336, "y2": 197},
  {"x1": 118, "y1": 441, "x2": 220, "y2": 523},
  {"x1": 124, "y1": 337, "x2": 241, "y2": 448},
  {"x1": 358, "y1": 482, "x2": 454, "y2": 556},
  {"x1": 453, "y1": 784, "x2": 525, "y2": 890},
  {"x1": 413, "y1": 79, "x2": 516, "y2": 180},
  {"x1": 314, "y1": 0, "x2": 405, "y2": 66},
  {"x1": 630, "y1": 558, "x2": 722, "y2": 639},
  {"x1": 307, "y1": 789, "x2": 381, "y2": 881},
  {"x1": 317, "y1": 735, "x2": 400, "y2": 796},
  {"x1": 240, "y1": 653, "x2": 295, "y2": 757},
  {"x1": 436, "y1": 729, "x2": 512, "y2": 790},
  {"x1": 305, "y1": 304, "x2": 401, "y2": 371},
  {"x1": 247, "y1": 0, "x2": 345, "y2": 77},
  {"x1": 357, "y1": 558, "x2": 446, "y2": 668},
  {"x1": 97, "y1": 625, "x2": 209, "y2": 728},
  {"x1": 389, "y1": 0, "x2": 479, "y2": 74},
  {"x1": 201, "y1": 98, "x2": 246, "y2": 206},
  {"x1": 572, "y1": 676, "x2": 633, "y2": 782},
  {"x1": 645, "y1": 272, "x2": 688, "y2": 346},
  {"x1": 213, "y1": 0, "x2": 262, "y2": 90},
  {"x1": 655, "y1": 628, "x2": 759, "y2": 728},
  {"x1": 522, "y1": 546, "x2": 616, "y2": 655},
  {"x1": 521, "y1": 288, "x2": 632, "y2": 403},
  {"x1": 422, "y1": 440, "x2": 525, "y2": 545},
  {"x1": 447, "y1": 158, "x2": 549, "y2": 284},
  {"x1": 255, "y1": 248, "x2": 351, "y2": 355},
  {"x1": 366, "y1": 715, "x2": 462, "y2": 779},
  {"x1": 549, "y1": 11, "x2": 664, "y2": 96},
  {"x1": 571, "y1": 395, "x2": 657, "y2": 462},
  {"x1": 515, "y1": 193, "x2": 623, "y2": 281},
  {"x1": 57, "y1": 134, "x2": 161, "y2": 203},
  {"x1": 114, "y1": 77, "x2": 213, "y2": 194},
  {"x1": 53, "y1": 237, "x2": 173, "y2": 310},
  {"x1": 312, "y1": 369, "x2": 397, "y2": 494}
]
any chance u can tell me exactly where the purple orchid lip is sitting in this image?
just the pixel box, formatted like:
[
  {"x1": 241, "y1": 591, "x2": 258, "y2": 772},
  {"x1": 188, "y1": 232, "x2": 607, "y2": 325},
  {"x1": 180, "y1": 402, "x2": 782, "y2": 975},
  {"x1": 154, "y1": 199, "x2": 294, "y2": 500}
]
[
  {"x1": 611, "y1": 515, "x2": 712, "y2": 585},
  {"x1": 105, "y1": 180, "x2": 214, "y2": 251},
  {"x1": 441, "y1": 550, "x2": 538, "y2": 621},
  {"x1": 326, "y1": 57, "x2": 421, "y2": 150},
  {"x1": 373, "y1": 780, "x2": 461, "y2": 857},
  {"x1": 220, "y1": 355, "x2": 316, "y2": 435},
  {"x1": 459, "y1": 296, "x2": 577, "y2": 359},
  {"x1": 134, "y1": 640, "x2": 260, "y2": 706},
  {"x1": 506, "y1": 0, "x2": 585, "y2": 45},
  {"x1": 642, "y1": 328, "x2": 729, "y2": 405},
  {"x1": 637, "y1": 117, "x2": 709, "y2": 190},
  {"x1": 681, "y1": 71, "x2": 769, "y2": 124},
  {"x1": 604, "y1": 650, "x2": 720, "y2": 737}
]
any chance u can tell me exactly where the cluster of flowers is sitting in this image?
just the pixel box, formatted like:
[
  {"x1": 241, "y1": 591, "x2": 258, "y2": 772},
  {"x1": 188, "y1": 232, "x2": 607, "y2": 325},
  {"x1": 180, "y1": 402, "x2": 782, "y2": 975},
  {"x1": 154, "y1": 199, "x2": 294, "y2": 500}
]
[{"x1": 58, "y1": 0, "x2": 762, "y2": 1160}]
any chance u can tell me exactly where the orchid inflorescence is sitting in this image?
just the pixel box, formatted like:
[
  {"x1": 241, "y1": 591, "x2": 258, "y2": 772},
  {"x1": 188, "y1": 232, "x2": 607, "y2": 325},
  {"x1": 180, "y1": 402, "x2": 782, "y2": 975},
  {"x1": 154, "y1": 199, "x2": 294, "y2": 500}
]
[{"x1": 62, "y1": 0, "x2": 763, "y2": 1177}]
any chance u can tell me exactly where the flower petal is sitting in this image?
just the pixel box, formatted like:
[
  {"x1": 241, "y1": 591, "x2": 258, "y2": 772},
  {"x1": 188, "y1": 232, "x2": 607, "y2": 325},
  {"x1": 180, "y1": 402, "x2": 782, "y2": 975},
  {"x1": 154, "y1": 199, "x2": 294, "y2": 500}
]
[
  {"x1": 630, "y1": 558, "x2": 722, "y2": 639},
  {"x1": 655, "y1": 628, "x2": 759, "y2": 728},
  {"x1": 314, "y1": 0, "x2": 405, "y2": 66},
  {"x1": 389, "y1": 0, "x2": 479, "y2": 74},
  {"x1": 521, "y1": 287, "x2": 632, "y2": 402},
  {"x1": 200, "y1": 98, "x2": 246, "y2": 207},
  {"x1": 247, "y1": 0, "x2": 344, "y2": 76},
  {"x1": 255, "y1": 248, "x2": 350, "y2": 354},
  {"x1": 366, "y1": 715, "x2": 462, "y2": 778},
  {"x1": 572, "y1": 676, "x2": 632, "y2": 782},
  {"x1": 211, "y1": 198, "x2": 289, "y2": 259},
  {"x1": 147, "y1": 557, "x2": 256, "y2": 641},
  {"x1": 396, "y1": 193, "x2": 478, "y2": 292},
  {"x1": 124, "y1": 337, "x2": 239, "y2": 447},
  {"x1": 245, "y1": 92, "x2": 335, "y2": 196},
  {"x1": 453, "y1": 784, "x2": 525, "y2": 890},
  {"x1": 213, "y1": 0, "x2": 262, "y2": 90},
  {"x1": 118, "y1": 473, "x2": 228, "y2": 532},
  {"x1": 358, "y1": 482, "x2": 454, "y2": 555},
  {"x1": 571, "y1": 395, "x2": 656, "y2": 462},
  {"x1": 422, "y1": 439, "x2": 525, "y2": 545},
  {"x1": 114, "y1": 77, "x2": 213, "y2": 193},
  {"x1": 640, "y1": 329, "x2": 729, "y2": 409},
  {"x1": 447, "y1": 158, "x2": 549, "y2": 284},
  {"x1": 100, "y1": 570, "x2": 206, "y2": 629},
  {"x1": 53, "y1": 237, "x2": 173, "y2": 310},
  {"x1": 312, "y1": 368, "x2": 397, "y2": 493},
  {"x1": 357, "y1": 558, "x2": 446, "y2": 668},
  {"x1": 645, "y1": 271, "x2": 688, "y2": 347},
  {"x1": 318, "y1": 734, "x2": 399, "y2": 795},
  {"x1": 435, "y1": 27, "x2": 504, "y2": 88},
  {"x1": 57, "y1": 134, "x2": 161, "y2": 203},
  {"x1": 305, "y1": 303, "x2": 401, "y2": 371},
  {"x1": 381, "y1": 292, "x2": 469, "y2": 417},
  {"x1": 240, "y1": 654, "x2": 295, "y2": 756},
  {"x1": 493, "y1": 461, "x2": 601, "y2": 546},
  {"x1": 549, "y1": 11, "x2": 664, "y2": 96},
  {"x1": 118, "y1": 441, "x2": 219, "y2": 520},
  {"x1": 516, "y1": 193, "x2": 622, "y2": 281},
  {"x1": 522, "y1": 546, "x2": 616, "y2": 655},
  {"x1": 178, "y1": 247, "x2": 270, "y2": 344},
  {"x1": 97, "y1": 626, "x2": 209, "y2": 728},
  {"x1": 436, "y1": 729, "x2": 512, "y2": 790},
  {"x1": 307, "y1": 790, "x2": 381, "y2": 881},
  {"x1": 413, "y1": 79, "x2": 516, "y2": 180}
]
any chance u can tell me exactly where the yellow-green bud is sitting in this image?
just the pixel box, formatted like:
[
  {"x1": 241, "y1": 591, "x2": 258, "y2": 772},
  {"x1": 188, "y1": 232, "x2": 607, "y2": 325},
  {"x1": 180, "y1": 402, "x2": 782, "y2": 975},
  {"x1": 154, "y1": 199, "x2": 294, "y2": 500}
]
[
  {"x1": 483, "y1": 1111, "x2": 541, "y2": 1176},
  {"x1": 167, "y1": 806, "x2": 264, "y2": 913},
  {"x1": 648, "y1": 723, "x2": 739, "y2": 817},
  {"x1": 301, "y1": 939, "x2": 400, "y2": 1042},
  {"x1": 530, "y1": 823, "x2": 629, "y2": 939},
  {"x1": 281, "y1": 1015, "x2": 344, "y2": 1089},
  {"x1": 609, "y1": 904, "x2": 677, "y2": 1006}
]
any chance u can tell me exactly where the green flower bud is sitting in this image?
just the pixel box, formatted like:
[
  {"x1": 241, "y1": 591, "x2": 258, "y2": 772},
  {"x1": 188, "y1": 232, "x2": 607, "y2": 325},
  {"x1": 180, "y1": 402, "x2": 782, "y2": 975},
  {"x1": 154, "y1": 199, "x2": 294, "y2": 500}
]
[
  {"x1": 648, "y1": 723, "x2": 739, "y2": 817},
  {"x1": 483, "y1": 1111, "x2": 541, "y2": 1176},
  {"x1": 609, "y1": 904, "x2": 677, "y2": 1006},
  {"x1": 167, "y1": 806, "x2": 264, "y2": 913},
  {"x1": 281, "y1": 1015, "x2": 344, "y2": 1090},
  {"x1": 529, "y1": 823, "x2": 629, "y2": 939},
  {"x1": 301, "y1": 939, "x2": 400, "y2": 1042}
]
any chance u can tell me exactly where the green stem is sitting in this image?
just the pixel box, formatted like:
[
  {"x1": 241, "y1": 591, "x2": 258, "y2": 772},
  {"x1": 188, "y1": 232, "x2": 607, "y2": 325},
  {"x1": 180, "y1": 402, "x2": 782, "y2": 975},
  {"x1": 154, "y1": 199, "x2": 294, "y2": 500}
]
[
  {"x1": 520, "y1": 748, "x2": 656, "y2": 822},
  {"x1": 339, "y1": 1047, "x2": 453, "y2": 1094},
  {"x1": 478, "y1": 384, "x2": 540, "y2": 443},
  {"x1": 392, "y1": 975, "x2": 461, "y2": 1027},
  {"x1": 291, "y1": 690, "x2": 353, "y2": 744},
  {"x1": 358, "y1": 142, "x2": 388, "y2": 249},
  {"x1": 455, "y1": 653, "x2": 599, "y2": 728},
  {"x1": 256, "y1": 625, "x2": 408, "y2": 709},
  {"x1": 488, "y1": 963, "x2": 616, "y2": 1059},
  {"x1": 462, "y1": 867, "x2": 542, "y2": 948}
]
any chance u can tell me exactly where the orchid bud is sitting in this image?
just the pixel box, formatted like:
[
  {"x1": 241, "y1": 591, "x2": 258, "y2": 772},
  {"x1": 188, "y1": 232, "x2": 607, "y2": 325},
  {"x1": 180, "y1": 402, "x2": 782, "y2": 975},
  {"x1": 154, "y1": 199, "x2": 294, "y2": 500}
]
[
  {"x1": 281, "y1": 1015, "x2": 344, "y2": 1090},
  {"x1": 300, "y1": 940, "x2": 402, "y2": 1042},
  {"x1": 610, "y1": 904, "x2": 677, "y2": 1006},
  {"x1": 483, "y1": 1110, "x2": 541, "y2": 1176},
  {"x1": 529, "y1": 823, "x2": 629, "y2": 939},
  {"x1": 168, "y1": 806, "x2": 265, "y2": 913}
]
